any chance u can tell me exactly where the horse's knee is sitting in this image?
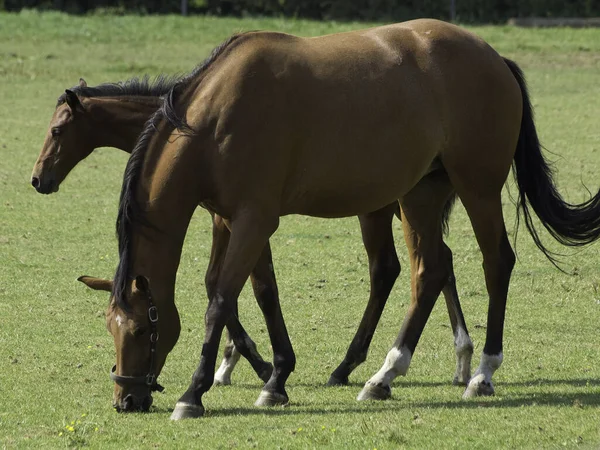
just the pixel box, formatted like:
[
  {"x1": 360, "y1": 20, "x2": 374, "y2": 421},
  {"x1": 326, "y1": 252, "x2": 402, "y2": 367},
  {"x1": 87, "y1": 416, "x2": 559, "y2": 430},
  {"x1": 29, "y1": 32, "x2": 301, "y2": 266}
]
[{"x1": 205, "y1": 294, "x2": 234, "y2": 325}]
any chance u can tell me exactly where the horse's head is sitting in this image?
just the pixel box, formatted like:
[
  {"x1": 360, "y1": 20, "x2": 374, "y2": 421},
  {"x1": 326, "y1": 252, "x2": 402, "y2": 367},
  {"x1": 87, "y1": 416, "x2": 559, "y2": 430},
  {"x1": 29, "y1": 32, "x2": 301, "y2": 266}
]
[
  {"x1": 31, "y1": 79, "x2": 95, "y2": 194},
  {"x1": 78, "y1": 274, "x2": 180, "y2": 412}
]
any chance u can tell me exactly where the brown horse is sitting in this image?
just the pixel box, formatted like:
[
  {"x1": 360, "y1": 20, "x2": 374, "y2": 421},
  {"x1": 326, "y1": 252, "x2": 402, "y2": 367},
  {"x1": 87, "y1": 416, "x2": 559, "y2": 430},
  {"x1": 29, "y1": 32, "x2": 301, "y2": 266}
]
[
  {"x1": 80, "y1": 19, "x2": 600, "y2": 419},
  {"x1": 31, "y1": 75, "x2": 473, "y2": 405}
]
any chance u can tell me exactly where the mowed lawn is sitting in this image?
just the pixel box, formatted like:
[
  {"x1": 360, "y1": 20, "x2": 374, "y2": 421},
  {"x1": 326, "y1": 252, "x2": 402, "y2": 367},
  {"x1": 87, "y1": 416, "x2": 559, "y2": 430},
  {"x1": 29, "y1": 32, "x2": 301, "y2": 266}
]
[{"x1": 1, "y1": 11, "x2": 599, "y2": 449}]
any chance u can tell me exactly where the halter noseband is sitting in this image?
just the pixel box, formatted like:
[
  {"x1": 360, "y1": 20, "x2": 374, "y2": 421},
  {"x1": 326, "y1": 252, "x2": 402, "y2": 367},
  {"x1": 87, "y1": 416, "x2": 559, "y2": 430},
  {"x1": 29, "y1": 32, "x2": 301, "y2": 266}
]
[{"x1": 109, "y1": 292, "x2": 164, "y2": 393}]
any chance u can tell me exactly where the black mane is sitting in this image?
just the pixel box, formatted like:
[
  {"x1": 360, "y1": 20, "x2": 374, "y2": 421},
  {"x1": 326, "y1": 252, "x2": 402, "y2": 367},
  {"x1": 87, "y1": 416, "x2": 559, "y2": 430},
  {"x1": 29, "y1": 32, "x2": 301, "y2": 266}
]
[
  {"x1": 112, "y1": 33, "x2": 248, "y2": 309},
  {"x1": 161, "y1": 33, "x2": 249, "y2": 132},
  {"x1": 56, "y1": 74, "x2": 181, "y2": 107}
]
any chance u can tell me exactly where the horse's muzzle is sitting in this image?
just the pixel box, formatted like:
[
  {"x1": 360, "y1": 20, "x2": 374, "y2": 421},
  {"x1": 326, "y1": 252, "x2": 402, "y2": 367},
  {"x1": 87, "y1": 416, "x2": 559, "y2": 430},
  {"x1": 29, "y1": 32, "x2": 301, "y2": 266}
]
[
  {"x1": 114, "y1": 393, "x2": 153, "y2": 413},
  {"x1": 31, "y1": 176, "x2": 58, "y2": 194}
]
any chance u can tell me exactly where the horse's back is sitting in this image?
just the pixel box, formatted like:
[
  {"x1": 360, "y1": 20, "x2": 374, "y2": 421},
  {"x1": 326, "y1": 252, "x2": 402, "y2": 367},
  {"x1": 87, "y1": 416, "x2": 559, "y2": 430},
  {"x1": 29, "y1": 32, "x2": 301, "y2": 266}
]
[{"x1": 187, "y1": 20, "x2": 522, "y2": 217}]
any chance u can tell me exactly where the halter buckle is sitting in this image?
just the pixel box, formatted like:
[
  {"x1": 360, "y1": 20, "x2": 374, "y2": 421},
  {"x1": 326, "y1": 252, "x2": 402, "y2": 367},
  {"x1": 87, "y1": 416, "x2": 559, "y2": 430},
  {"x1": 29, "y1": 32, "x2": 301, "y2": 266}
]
[
  {"x1": 146, "y1": 373, "x2": 157, "y2": 386},
  {"x1": 148, "y1": 306, "x2": 158, "y2": 323}
]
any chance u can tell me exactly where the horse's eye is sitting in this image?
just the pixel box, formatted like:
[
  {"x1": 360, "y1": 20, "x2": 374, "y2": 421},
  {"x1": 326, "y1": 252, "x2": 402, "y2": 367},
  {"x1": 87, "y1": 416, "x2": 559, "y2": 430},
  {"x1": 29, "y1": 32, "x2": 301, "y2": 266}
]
[{"x1": 51, "y1": 128, "x2": 61, "y2": 137}]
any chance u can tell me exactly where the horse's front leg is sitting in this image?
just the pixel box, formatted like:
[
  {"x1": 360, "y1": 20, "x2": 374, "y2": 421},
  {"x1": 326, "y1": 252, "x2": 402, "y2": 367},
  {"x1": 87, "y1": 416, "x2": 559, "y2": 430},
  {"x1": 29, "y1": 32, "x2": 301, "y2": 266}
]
[
  {"x1": 207, "y1": 214, "x2": 273, "y2": 386},
  {"x1": 328, "y1": 204, "x2": 400, "y2": 386},
  {"x1": 171, "y1": 213, "x2": 282, "y2": 420},
  {"x1": 249, "y1": 241, "x2": 296, "y2": 407}
]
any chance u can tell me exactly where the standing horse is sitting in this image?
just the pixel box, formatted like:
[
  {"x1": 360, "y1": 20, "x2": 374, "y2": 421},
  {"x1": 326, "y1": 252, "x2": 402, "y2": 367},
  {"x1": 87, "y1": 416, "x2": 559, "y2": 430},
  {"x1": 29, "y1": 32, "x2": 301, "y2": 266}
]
[
  {"x1": 76, "y1": 19, "x2": 600, "y2": 419},
  {"x1": 31, "y1": 75, "x2": 472, "y2": 407}
]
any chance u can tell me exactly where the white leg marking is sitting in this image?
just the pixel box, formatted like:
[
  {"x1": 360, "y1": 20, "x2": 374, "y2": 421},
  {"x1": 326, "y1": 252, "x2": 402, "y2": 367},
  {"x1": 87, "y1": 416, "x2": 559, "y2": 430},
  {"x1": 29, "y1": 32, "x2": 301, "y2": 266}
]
[
  {"x1": 214, "y1": 346, "x2": 242, "y2": 386},
  {"x1": 463, "y1": 352, "x2": 503, "y2": 398},
  {"x1": 357, "y1": 346, "x2": 412, "y2": 400},
  {"x1": 454, "y1": 327, "x2": 473, "y2": 385},
  {"x1": 367, "y1": 346, "x2": 412, "y2": 388}
]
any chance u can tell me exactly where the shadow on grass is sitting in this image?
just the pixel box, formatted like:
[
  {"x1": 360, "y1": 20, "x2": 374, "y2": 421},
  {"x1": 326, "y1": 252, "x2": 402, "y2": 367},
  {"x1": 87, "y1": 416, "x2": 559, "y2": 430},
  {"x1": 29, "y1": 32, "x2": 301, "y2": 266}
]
[
  {"x1": 229, "y1": 377, "x2": 600, "y2": 390},
  {"x1": 392, "y1": 377, "x2": 600, "y2": 389},
  {"x1": 409, "y1": 390, "x2": 600, "y2": 410},
  {"x1": 148, "y1": 381, "x2": 600, "y2": 418}
]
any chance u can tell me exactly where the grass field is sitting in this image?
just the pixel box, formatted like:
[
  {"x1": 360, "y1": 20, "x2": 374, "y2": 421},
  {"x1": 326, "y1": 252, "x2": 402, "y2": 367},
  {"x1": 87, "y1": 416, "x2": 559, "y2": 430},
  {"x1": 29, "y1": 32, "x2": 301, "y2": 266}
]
[{"x1": 1, "y1": 10, "x2": 600, "y2": 449}]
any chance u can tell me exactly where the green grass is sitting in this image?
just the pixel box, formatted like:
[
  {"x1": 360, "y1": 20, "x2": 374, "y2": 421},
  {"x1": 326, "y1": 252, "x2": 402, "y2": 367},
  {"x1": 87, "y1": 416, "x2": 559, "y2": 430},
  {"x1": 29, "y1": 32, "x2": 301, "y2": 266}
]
[{"x1": 1, "y1": 10, "x2": 600, "y2": 449}]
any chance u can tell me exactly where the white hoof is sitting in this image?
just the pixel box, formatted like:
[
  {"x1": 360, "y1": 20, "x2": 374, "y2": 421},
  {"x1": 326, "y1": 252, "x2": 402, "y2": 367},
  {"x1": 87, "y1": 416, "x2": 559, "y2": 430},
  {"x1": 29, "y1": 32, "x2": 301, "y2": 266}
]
[{"x1": 462, "y1": 374, "x2": 495, "y2": 399}]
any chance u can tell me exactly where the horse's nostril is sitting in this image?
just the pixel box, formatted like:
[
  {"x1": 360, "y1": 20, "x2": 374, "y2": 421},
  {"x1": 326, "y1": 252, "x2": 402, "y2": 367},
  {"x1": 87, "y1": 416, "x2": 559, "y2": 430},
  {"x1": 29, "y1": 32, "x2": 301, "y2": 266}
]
[
  {"x1": 31, "y1": 177, "x2": 40, "y2": 189},
  {"x1": 122, "y1": 394, "x2": 134, "y2": 411}
]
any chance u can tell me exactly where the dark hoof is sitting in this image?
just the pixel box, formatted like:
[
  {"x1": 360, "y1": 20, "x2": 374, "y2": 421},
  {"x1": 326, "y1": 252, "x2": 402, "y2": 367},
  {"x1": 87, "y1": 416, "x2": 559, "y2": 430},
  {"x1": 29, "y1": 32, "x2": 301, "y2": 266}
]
[
  {"x1": 452, "y1": 375, "x2": 469, "y2": 386},
  {"x1": 462, "y1": 375, "x2": 495, "y2": 399},
  {"x1": 357, "y1": 382, "x2": 391, "y2": 401},
  {"x1": 170, "y1": 402, "x2": 205, "y2": 420},
  {"x1": 326, "y1": 374, "x2": 349, "y2": 386},
  {"x1": 258, "y1": 363, "x2": 274, "y2": 384},
  {"x1": 254, "y1": 390, "x2": 289, "y2": 407}
]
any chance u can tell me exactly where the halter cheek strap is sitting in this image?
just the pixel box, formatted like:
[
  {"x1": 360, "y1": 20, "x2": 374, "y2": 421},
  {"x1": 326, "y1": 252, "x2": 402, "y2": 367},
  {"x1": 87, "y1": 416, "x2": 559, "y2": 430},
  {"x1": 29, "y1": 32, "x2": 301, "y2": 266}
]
[{"x1": 109, "y1": 298, "x2": 164, "y2": 393}]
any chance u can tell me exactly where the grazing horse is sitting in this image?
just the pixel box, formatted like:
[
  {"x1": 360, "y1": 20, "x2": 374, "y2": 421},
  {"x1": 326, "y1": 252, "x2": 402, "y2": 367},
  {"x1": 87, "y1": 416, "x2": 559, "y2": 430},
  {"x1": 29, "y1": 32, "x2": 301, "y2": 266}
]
[
  {"x1": 31, "y1": 76, "x2": 473, "y2": 406},
  {"x1": 85, "y1": 19, "x2": 600, "y2": 419}
]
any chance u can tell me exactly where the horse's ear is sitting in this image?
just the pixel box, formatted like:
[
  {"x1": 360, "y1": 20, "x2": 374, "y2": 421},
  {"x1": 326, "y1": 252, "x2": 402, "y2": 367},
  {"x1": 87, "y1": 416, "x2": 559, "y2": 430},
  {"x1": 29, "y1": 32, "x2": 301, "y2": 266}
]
[
  {"x1": 78, "y1": 78, "x2": 87, "y2": 88},
  {"x1": 134, "y1": 275, "x2": 150, "y2": 294},
  {"x1": 77, "y1": 275, "x2": 113, "y2": 292},
  {"x1": 65, "y1": 89, "x2": 83, "y2": 113}
]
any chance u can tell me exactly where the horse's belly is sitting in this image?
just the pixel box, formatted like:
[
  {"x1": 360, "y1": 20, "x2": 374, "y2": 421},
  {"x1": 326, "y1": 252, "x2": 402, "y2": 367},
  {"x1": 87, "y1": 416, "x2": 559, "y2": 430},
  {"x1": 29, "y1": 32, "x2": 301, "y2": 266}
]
[{"x1": 280, "y1": 155, "x2": 435, "y2": 218}]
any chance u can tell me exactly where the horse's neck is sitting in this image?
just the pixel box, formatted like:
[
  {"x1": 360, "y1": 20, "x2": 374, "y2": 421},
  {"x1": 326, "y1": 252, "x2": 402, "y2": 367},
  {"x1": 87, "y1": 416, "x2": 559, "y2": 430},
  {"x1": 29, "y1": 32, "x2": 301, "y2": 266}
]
[
  {"x1": 82, "y1": 96, "x2": 161, "y2": 152},
  {"x1": 130, "y1": 231, "x2": 180, "y2": 300}
]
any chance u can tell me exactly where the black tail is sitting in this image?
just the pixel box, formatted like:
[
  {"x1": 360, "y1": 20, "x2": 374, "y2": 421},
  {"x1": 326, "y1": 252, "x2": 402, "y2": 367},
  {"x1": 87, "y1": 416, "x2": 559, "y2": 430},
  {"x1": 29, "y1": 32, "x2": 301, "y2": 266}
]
[{"x1": 504, "y1": 57, "x2": 600, "y2": 265}]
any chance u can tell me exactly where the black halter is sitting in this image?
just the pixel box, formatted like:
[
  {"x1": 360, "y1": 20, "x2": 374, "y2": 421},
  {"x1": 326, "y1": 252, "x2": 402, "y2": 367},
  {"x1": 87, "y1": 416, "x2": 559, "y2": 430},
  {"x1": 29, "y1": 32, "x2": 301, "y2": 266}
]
[{"x1": 109, "y1": 291, "x2": 164, "y2": 393}]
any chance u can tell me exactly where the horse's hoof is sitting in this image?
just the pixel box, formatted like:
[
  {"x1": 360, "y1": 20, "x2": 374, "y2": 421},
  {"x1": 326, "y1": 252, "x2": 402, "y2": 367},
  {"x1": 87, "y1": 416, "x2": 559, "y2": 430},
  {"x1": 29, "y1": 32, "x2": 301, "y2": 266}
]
[
  {"x1": 254, "y1": 390, "x2": 289, "y2": 407},
  {"x1": 258, "y1": 363, "x2": 274, "y2": 384},
  {"x1": 326, "y1": 373, "x2": 349, "y2": 387},
  {"x1": 170, "y1": 402, "x2": 205, "y2": 420},
  {"x1": 462, "y1": 374, "x2": 495, "y2": 399},
  {"x1": 357, "y1": 382, "x2": 391, "y2": 401}
]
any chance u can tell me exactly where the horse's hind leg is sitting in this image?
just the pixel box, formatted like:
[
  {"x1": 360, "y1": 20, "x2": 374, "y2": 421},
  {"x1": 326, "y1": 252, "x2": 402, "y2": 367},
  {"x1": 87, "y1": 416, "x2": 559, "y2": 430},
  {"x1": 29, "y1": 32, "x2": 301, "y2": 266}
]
[
  {"x1": 329, "y1": 199, "x2": 472, "y2": 387},
  {"x1": 457, "y1": 190, "x2": 515, "y2": 398},
  {"x1": 207, "y1": 214, "x2": 273, "y2": 386},
  {"x1": 441, "y1": 241, "x2": 474, "y2": 385},
  {"x1": 328, "y1": 204, "x2": 400, "y2": 386},
  {"x1": 358, "y1": 171, "x2": 454, "y2": 400}
]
